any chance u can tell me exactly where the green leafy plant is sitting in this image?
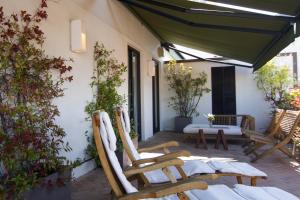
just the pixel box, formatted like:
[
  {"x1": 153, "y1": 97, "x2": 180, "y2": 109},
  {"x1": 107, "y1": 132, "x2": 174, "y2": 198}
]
[
  {"x1": 85, "y1": 42, "x2": 132, "y2": 166},
  {"x1": 165, "y1": 60, "x2": 210, "y2": 118},
  {"x1": 0, "y1": 1, "x2": 73, "y2": 199},
  {"x1": 255, "y1": 61, "x2": 294, "y2": 109}
]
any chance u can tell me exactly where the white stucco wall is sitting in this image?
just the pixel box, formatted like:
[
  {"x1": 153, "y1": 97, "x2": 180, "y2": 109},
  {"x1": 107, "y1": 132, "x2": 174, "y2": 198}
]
[
  {"x1": 1, "y1": 0, "x2": 160, "y2": 177},
  {"x1": 160, "y1": 61, "x2": 272, "y2": 132}
]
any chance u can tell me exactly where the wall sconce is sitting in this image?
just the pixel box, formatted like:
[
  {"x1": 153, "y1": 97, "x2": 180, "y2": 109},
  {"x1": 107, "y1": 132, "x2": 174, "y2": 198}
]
[
  {"x1": 157, "y1": 47, "x2": 165, "y2": 58},
  {"x1": 148, "y1": 60, "x2": 156, "y2": 76},
  {"x1": 70, "y1": 19, "x2": 86, "y2": 53}
]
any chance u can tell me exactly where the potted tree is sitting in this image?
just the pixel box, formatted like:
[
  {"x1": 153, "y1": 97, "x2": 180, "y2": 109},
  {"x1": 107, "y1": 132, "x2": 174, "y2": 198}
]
[
  {"x1": 0, "y1": 1, "x2": 74, "y2": 199},
  {"x1": 85, "y1": 42, "x2": 137, "y2": 168},
  {"x1": 255, "y1": 61, "x2": 294, "y2": 109},
  {"x1": 164, "y1": 60, "x2": 210, "y2": 132}
]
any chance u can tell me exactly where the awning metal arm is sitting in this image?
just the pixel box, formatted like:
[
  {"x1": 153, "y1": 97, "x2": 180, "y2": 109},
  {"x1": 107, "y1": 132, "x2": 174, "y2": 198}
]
[{"x1": 162, "y1": 44, "x2": 253, "y2": 68}]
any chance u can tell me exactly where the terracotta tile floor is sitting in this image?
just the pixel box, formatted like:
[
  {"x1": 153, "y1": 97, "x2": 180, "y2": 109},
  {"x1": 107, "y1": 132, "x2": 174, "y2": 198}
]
[{"x1": 71, "y1": 132, "x2": 300, "y2": 199}]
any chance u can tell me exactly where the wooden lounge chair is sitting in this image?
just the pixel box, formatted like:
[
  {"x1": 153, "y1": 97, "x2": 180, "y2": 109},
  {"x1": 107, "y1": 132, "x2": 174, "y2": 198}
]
[
  {"x1": 92, "y1": 111, "x2": 299, "y2": 200},
  {"x1": 247, "y1": 110, "x2": 300, "y2": 162},
  {"x1": 243, "y1": 109, "x2": 286, "y2": 154},
  {"x1": 115, "y1": 107, "x2": 267, "y2": 186}
]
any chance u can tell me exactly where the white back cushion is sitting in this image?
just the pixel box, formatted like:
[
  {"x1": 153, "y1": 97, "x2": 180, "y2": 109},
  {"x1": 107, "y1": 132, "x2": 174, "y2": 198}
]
[
  {"x1": 120, "y1": 107, "x2": 141, "y2": 160},
  {"x1": 97, "y1": 111, "x2": 138, "y2": 194}
]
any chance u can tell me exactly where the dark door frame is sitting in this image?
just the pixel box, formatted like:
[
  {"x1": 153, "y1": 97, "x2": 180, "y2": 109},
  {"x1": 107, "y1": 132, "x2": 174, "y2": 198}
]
[
  {"x1": 128, "y1": 46, "x2": 142, "y2": 140},
  {"x1": 152, "y1": 59, "x2": 160, "y2": 133}
]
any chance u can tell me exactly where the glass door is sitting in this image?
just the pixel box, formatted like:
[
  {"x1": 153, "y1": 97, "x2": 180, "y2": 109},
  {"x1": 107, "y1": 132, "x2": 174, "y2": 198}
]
[{"x1": 128, "y1": 46, "x2": 141, "y2": 139}]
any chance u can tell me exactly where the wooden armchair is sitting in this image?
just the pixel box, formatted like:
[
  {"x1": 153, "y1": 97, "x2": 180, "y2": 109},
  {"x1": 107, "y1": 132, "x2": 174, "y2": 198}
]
[
  {"x1": 247, "y1": 110, "x2": 300, "y2": 162},
  {"x1": 243, "y1": 109, "x2": 285, "y2": 154},
  {"x1": 92, "y1": 111, "x2": 207, "y2": 200}
]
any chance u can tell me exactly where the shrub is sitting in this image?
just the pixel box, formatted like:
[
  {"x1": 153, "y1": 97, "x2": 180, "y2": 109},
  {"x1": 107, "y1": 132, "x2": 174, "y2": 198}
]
[
  {"x1": 0, "y1": 1, "x2": 73, "y2": 199},
  {"x1": 85, "y1": 42, "x2": 137, "y2": 166},
  {"x1": 255, "y1": 61, "x2": 294, "y2": 109}
]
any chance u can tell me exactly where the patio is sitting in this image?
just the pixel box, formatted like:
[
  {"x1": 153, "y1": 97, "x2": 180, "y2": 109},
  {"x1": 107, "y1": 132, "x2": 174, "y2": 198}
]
[
  {"x1": 2, "y1": 0, "x2": 300, "y2": 199},
  {"x1": 71, "y1": 132, "x2": 300, "y2": 200}
]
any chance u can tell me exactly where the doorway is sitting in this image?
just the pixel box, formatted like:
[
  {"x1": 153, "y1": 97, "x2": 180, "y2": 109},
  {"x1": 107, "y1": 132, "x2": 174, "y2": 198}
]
[
  {"x1": 128, "y1": 46, "x2": 141, "y2": 140},
  {"x1": 211, "y1": 66, "x2": 236, "y2": 116},
  {"x1": 152, "y1": 59, "x2": 160, "y2": 134}
]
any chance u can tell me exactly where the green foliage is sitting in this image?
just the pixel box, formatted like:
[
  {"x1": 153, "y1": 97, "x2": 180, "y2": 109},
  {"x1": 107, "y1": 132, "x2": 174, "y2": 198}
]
[
  {"x1": 165, "y1": 60, "x2": 210, "y2": 118},
  {"x1": 85, "y1": 42, "x2": 129, "y2": 167},
  {"x1": 255, "y1": 61, "x2": 294, "y2": 109},
  {"x1": 0, "y1": 1, "x2": 73, "y2": 199}
]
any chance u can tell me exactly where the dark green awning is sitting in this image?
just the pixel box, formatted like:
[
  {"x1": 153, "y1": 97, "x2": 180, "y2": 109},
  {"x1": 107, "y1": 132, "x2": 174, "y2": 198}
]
[{"x1": 121, "y1": 0, "x2": 300, "y2": 70}]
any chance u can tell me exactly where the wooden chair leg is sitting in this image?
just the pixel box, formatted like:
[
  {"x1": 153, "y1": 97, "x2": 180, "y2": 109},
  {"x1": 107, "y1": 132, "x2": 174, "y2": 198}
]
[
  {"x1": 215, "y1": 133, "x2": 220, "y2": 149},
  {"x1": 245, "y1": 143, "x2": 265, "y2": 155},
  {"x1": 251, "y1": 177, "x2": 257, "y2": 186},
  {"x1": 196, "y1": 131, "x2": 201, "y2": 148},
  {"x1": 236, "y1": 176, "x2": 243, "y2": 184},
  {"x1": 219, "y1": 130, "x2": 228, "y2": 150},
  {"x1": 279, "y1": 146, "x2": 293, "y2": 158},
  {"x1": 251, "y1": 145, "x2": 279, "y2": 163},
  {"x1": 199, "y1": 130, "x2": 208, "y2": 150}
]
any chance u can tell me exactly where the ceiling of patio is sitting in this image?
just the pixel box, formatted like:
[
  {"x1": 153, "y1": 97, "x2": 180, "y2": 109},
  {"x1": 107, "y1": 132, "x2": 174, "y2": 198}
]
[{"x1": 121, "y1": 0, "x2": 300, "y2": 70}]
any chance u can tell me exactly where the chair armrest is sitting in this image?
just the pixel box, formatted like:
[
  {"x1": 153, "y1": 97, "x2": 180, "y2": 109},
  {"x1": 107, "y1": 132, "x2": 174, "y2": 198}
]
[
  {"x1": 124, "y1": 158, "x2": 183, "y2": 177},
  {"x1": 132, "y1": 150, "x2": 191, "y2": 166},
  {"x1": 138, "y1": 141, "x2": 179, "y2": 153},
  {"x1": 119, "y1": 178, "x2": 208, "y2": 200}
]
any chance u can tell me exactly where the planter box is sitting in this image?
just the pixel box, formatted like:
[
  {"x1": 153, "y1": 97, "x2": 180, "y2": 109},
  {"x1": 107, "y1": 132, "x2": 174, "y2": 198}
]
[
  {"x1": 175, "y1": 116, "x2": 192, "y2": 133},
  {"x1": 24, "y1": 169, "x2": 72, "y2": 200},
  {"x1": 116, "y1": 137, "x2": 138, "y2": 169}
]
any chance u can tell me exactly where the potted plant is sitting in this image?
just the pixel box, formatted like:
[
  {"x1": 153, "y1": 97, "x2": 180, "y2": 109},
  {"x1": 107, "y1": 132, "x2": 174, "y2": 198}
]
[
  {"x1": 255, "y1": 61, "x2": 294, "y2": 109},
  {"x1": 0, "y1": 1, "x2": 74, "y2": 199},
  {"x1": 204, "y1": 113, "x2": 215, "y2": 127},
  {"x1": 164, "y1": 60, "x2": 210, "y2": 132},
  {"x1": 85, "y1": 42, "x2": 136, "y2": 168}
]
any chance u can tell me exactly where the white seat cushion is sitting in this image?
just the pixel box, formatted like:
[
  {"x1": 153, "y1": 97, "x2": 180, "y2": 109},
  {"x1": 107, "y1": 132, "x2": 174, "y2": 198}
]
[
  {"x1": 154, "y1": 185, "x2": 299, "y2": 200},
  {"x1": 190, "y1": 184, "x2": 246, "y2": 200},
  {"x1": 144, "y1": 160, "x2": 215, "y2": 184},
  {"x1": 145, "y1": 160, "x2": 267, "y2": 184},
  {"x1": 233, "y1": 184, "x2": 300, "y2": 200},
  {"x1": 183, "y1": 124, "x2": 242, "y2": 135},
  {"x1": 208, "y1": 161, "x2": 267, "y2": 177}
]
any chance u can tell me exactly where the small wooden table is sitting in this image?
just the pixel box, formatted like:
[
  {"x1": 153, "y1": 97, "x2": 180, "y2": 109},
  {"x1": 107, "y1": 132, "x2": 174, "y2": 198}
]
[
  {"x1": 196, "y1": 129, "x2": 228, "y2": 150},
  {"x1": 184, "y1": 124, "x2": 242, "y2": 150}
]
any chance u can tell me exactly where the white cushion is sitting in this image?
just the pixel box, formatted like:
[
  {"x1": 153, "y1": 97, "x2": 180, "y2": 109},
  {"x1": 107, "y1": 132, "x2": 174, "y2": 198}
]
[
  {"x1": 158, "y1": 184, "x2": 299, "y2": 200},
  {"x1": 190, "y1": 184, "x2": 246, "y2": 200},
  {"x1": 119, "y1": 107, "x2": 141, "y2": 160},
  {"x1": 233, "y1": 184, "x2": 300, "y2": 200},
  {"x1": 208, "y1": 161, "x2": 267, "y2": 177},
  {"x1": 144, "y1": 160, "x2": 216, "y2": 184},
  {"x1": 96, "y1": 111, "x2": 138, "y2": 194},
  {"x1": 183, "y1": 124, "x2": 242, "y2": 135},
  {"x1": 140, "y1": 152, "x2": 164, "y2": 159}
]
